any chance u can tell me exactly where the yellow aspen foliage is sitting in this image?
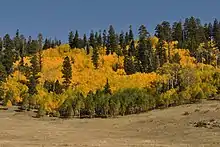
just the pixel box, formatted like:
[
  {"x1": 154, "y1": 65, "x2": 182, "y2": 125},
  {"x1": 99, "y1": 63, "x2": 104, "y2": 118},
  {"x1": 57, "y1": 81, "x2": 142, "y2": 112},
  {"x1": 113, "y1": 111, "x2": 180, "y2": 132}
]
[
  {"x1": 6, "y1": 100, "x2": 12, "y2": 107},
  {"x1": 171, "y1": 49, "x2": 196, "y2": 67},
  {"x1": 2, "y1": 75, "x2": 28, "y2": 103},
  {"x1": 160, "y1": 88, "x2": 178, "y2": 107},
  {"x1": 11, "y1": 45, "x2": 161, "y2": 98},
  {"x1": 8, "y1": 43, "x2": 219, "y2": 112},
  {"x1": 149, "y1": 36, "x2": 159, "y2": 50}
]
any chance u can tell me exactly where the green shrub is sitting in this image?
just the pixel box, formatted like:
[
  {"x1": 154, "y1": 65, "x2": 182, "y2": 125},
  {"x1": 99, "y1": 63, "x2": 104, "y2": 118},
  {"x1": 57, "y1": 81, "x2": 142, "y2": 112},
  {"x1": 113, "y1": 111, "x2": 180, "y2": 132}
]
[
  {"x1": 36, "y1": 105, "x2": 46, "y2": 118},
  {"x1": 59, "y1": 98, "x2": 74, "y2": 118}
]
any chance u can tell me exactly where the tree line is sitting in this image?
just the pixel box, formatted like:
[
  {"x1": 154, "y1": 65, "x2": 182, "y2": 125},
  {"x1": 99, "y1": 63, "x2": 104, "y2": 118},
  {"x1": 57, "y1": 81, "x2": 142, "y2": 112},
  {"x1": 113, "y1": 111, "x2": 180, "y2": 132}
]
[
  {"x1": 0, "y1": 16, "x2": 219, "y2": 119},
  {"x1": 68, "y1": 16, "x2": 220, "y2": 73}
]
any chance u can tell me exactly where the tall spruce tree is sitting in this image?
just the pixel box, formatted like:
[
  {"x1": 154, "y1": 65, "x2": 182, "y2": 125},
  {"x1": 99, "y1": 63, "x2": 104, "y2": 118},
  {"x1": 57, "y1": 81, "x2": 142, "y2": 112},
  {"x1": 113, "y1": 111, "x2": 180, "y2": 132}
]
[
  {"x1": 213, "y1": 19, "x2": 220, "y2": 49},
  {"x1": 204, "y1": 23, "x2": 213, "y2": 42},
  {"x1": 137, "y1": 25, "x2": 152, "y2": 72},
  {"x1": 26, "y1": 36, "x2": 32, "y2": 53},
  {"x1": 62, "y1": 56, "x2": 72, "y2": 89},
  {"x1": 95, "y1": 32, "x2": 99, "y2": 46},
  {"x1": 156, "y1": 40, "x2": 167, "y2": 67},
  {"x1": 155, "y1": 21, "x2": 172, "y2": 41},
  {"x1": 14, "y1": 29, "x2": 22, "y2": 60},
  {"x1": 73, "y1": 30, "x2": 79, "y2": 48},
  {"x1": 19, "y1": 36, "x2": 26, "y2": 67},
  {"x1": 37, "y1": 33, "x2": 43, "y2": 72},
  {"x1": 83, "y1": 34, "x2": 87, "y2": 49},
  {"x1": 89, "y1": 31, "x2": 96, "y2": 48},
  {"x1": 125, "y1": 32, "x2": 129, "y2": 46},
  {"x1": 172, "y1": 21, "x2": 183, "y2": 48},
  {"x1": 183, "y1": 17, "x2": 203, "y2": 55},
  {"x1": 54, "y1": 80, "x2": 63, "y2": 94},
  {"x1": 43, "y1": 38, "x2": 49, "y2": 49},
  {"x1": 128, "y1": 40, "x2": 136, "y2": 56},
  {"x1": 68, "y1": 31, "x2": 74, "y2": 49},
  {"x1": 97, "y1": 31, "x2": 102, "y2": 47},
  {"x1": 102, "y1": 30, "x2": 107, "y2": 47},
  {"x1": 86, "y1": 43, "x2": 90, "y2": 55},
  {"x1": 27, "y1": 55, "x2": 40, "y2": 96},
  {"x1": 124, "y1": 55, "x2": 136, "y2": 75},
  {"x1": 119, "y1": 31, "x2": 126, "y2": 55},
  {"x1": 92, "y1": 45, "x2": 99, "y2": 69},
  {"x1": 2, "y1": 34, "x2": 15, "y2": 75},
  {"x1": 29, "y1": 40, "x2": 38, "y2": 54},
  {"x1": 107, "y1": 25, "x2": 117, "y2": 55},
  {"x1": 0, "y1": 62, "x2": 6, "y2": 100},
  {"x1": 129, "y1": 25, "x2": 134, "y2": 42}
]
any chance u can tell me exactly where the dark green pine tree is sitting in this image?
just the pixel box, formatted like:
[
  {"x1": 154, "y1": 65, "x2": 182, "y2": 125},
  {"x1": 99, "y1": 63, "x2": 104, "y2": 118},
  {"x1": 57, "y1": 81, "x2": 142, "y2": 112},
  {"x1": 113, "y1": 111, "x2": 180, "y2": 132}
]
[
  {"x1": 137, "y1": 25, "x2": 151, "y2": 73},
  {"x1": 0, "y1": 62, "x2": 7, "y2": 83},
  {"x1": 208, "y1": 23, "x2": 213, "y2": 41},
  {"x1": 103, "y1": 79, "x2": 112, "y2": 95},
  {"x1": 95, "y1": 32, "x2": 99, "y2": 46},
  {"x1": 86, "y1": 43, "x2": 90, "y2": 55},
  {"x1": 14, "y1": 29, "x2": 22, "y2": 60},
  {"x1": 51, "y1": 39, "x2": 55, "y2": 48},
  {"x1": 204, "y1": 23, "x2": 213, "y2": 42},
  {"x1": 2, "y1": 34, "x2": 15, "y2": 75},
  {"x1": 18, "y1": 36, "x2": 26, "y2": 68},
  {"x1": 124, "y1": 40, "x2": 139, "y2": 74},
  {"x1": 58, "y1": 40, "x2": 62, "y2": 46},
  {"x1": 196, "y1": 25, "x2": 207, "y2": 45},
  {"x1": 97, "y1": 31, "x2": 102, "y2": 47},
  {"x1": 102, "y1": 30, "x2": 107, "y2": 47},
  {"x1": 29, "y1": 40, "x2": 39, "y2": 54},
  {"x1": 83, "y1": 34, "x2": 87, "y2": 49},
  {"x1": 54, "y1": 80, "x2": 63, "y2": 94},
  {"x1": 155, "y1": 21, "x2": 172, "y2": 41},
  {"x1": 73, "y1": 30, "x2": 79, "y2": 48},
  {"x1": 124, "y1": 55, "x2": 136, "y2": 75},
  {"x1": 0, "y1": 37, "x2": 2, "y2": 52},
  {"x1": 68, "y1": 31, "x2": 74, "y2": 49},
  {"x1": 0, "y1": 62, "x2": 6, "y2": 100},
  {"x1": 129, "y1": 25, "x2": 134, "y2": 42},
  {"x1": 115, "y1": 34, "x2": 122, "y2": 57},
  {"x1": 156, "y1": 21, "x2": 172, "y2": 62},
  {"x1": 43, "y1": 38, "x2": 50, "y2": 50},
  {"x1": 92, "y1": 45, "x2": 99, "y2": 69},
  {"x1": 89, "y1": 31, "x2": 96, "y2": 48},
  {"x1": 37, "y1": 33, "x2": 43, "y2": 72},
  {"x1": 172, "y1": 21, "x2": 183, "y2": 48},
  {"x1": 107, "y1": 25, "x2": 117, "y2": 55},
  {"x1": 27, "y1": 55, "x2": 40, "y2": 96},
  {"x1": 14, "y1": 29, "x2": 20, "y2": 49},
  {"x1": 156, "y1": 41, "x2": 167, "y2": 67},
  {"x1": 54, "y1": 38, "x2": 59, "y2": 46},
  {"x1": 183, "y1": 17, "x2": 203, "y2": 55},
  {"x1": 125, "y1": 32, "x2": 129, "y2": 46},
  {"x1": 26, "y1": 36, "x2": 32, "y2": 53},
  {"x1": 213, "y1": 19, "x2": 220, "y2": 49},
  {"x1": 119, "y1": 31, "x2": 126, "y2": 55},
  {"x1": 128, "y1": 40, "x2": 136, "y2": 56},
  {"x1": 119, "y1": 31, "x2": 125, "y2": 48},
  {"x1": 62, "y1": 56, "x2": 72, "y2": 89}
]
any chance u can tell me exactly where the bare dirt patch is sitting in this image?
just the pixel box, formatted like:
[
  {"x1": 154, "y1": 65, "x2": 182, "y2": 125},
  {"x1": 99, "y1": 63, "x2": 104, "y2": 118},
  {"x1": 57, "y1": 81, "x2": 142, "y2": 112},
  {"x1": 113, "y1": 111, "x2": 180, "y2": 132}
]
[{"x1": 1, "y1": 100, "x2": 220, "y2": 146}]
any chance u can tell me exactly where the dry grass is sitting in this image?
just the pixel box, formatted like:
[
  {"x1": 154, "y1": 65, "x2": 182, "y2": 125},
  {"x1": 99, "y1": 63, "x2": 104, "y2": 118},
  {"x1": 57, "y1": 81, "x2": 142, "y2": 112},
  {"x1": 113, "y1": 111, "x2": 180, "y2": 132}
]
[{"x1": 1, "y1": 100, "x2": 220, "y2": 146}]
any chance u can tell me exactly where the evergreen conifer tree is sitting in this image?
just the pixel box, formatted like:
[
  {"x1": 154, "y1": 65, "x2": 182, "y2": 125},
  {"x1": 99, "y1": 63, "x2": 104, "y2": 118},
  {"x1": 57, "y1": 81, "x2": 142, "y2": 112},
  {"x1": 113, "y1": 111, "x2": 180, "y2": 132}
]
[{"x1": 62, "y1": 56, "x2": 72, "y2": 89}]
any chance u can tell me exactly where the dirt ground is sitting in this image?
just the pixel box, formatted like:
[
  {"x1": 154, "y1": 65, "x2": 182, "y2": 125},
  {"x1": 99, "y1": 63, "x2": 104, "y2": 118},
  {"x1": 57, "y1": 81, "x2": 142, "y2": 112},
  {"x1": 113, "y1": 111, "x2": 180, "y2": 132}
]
[{"x1": 1, "y1": 100, "x2": 220, "y2": 147}]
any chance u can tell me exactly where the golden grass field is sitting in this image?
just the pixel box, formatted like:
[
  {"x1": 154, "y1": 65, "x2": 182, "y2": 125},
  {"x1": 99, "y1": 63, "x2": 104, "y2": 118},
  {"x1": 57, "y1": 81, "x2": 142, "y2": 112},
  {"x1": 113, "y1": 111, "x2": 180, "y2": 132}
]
[{"x1": 1, "y1": 100, "x2": 220, "y2": 147}]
